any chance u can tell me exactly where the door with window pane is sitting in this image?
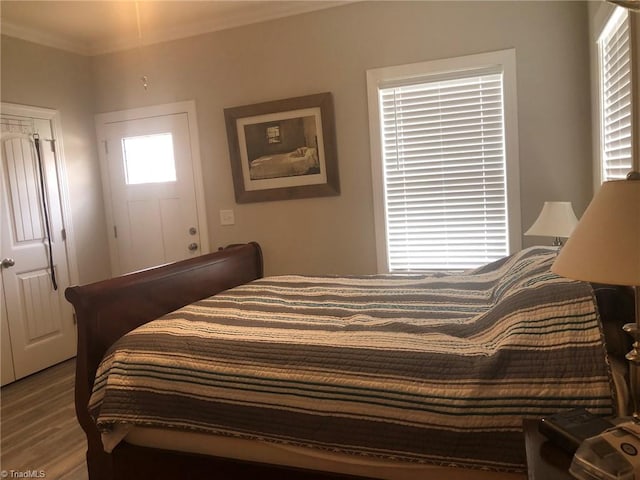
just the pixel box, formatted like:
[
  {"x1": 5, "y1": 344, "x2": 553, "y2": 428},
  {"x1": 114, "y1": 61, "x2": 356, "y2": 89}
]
[{"x1": 100, "y1": 113, "x2": 202, "y2": 275}]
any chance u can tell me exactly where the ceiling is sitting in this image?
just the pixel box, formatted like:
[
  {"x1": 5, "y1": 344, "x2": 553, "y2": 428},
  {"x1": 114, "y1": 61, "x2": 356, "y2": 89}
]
[{"x1": 0, "y1": 1, "x2": 348, "y2": 56}]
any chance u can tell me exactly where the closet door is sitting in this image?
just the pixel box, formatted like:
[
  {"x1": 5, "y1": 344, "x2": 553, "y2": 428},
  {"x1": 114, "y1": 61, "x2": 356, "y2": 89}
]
[
  {"x1": 1, "y1": 274, "x2": 15, "y2": 386},
  {"x1": 1, "y1": 109, "x2": 76, "y2": 382}
]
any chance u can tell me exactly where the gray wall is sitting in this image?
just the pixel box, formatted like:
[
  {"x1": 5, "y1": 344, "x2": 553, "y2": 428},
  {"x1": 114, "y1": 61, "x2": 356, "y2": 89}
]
[{"x1": 2, "y1": 1, "x2": 595, "y2": 278}]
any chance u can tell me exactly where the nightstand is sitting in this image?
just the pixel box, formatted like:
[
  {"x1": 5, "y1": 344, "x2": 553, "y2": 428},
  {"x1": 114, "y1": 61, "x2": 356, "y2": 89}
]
[{"x1": 523, "y1": 419, "x2": 574, "y2": 480}]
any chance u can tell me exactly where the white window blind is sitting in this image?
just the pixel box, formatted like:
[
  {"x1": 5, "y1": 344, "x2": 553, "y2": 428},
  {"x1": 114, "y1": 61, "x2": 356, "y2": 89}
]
[
  {"x1": 379, "y1": 72, "x2": 509, "y2": 271},
  {"x1": 599, "y1": 8, "x2": 632, "y2": 181}
]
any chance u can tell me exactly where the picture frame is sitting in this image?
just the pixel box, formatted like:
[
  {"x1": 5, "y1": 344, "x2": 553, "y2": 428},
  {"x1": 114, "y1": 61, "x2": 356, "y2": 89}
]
[{"x1": 224, "y1": 92, "x2": 340, "y2": 203}]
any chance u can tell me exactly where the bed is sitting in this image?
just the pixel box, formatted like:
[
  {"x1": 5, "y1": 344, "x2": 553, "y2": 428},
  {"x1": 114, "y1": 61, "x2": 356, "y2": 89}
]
[
  {"x1": 65, "y1": 242, "x2": 635, "y2": 480},
  {"x1": 249, "y1": 146, "x2": 319, "y2": 180}
]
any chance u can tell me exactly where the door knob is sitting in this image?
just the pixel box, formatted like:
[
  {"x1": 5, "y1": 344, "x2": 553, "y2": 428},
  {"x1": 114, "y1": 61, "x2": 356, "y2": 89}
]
[
  {"x1": 1, "y1": 258, "x2": 15, "y2": 268},
  {"x1": 188, "y1": 243, "x2": 198, "y2": 251}
]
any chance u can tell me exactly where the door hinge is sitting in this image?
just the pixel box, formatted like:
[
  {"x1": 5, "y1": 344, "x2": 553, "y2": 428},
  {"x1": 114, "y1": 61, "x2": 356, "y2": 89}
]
[
  {"x1": 61, "y1": 228, "x2": 67, "y2": 241},
  {"x1": 49, "y1": 139, "x2": 56, "y2": 153},
  {"x1": 104, "y1": 141, "x2": 109, "y2": 155},
  {"x1": 113, "y1": 225, "x2": 118, "y2": 238}
]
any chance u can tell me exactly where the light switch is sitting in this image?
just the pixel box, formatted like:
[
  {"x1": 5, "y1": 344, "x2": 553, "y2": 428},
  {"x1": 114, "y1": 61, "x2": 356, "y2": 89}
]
[{"x1": 220, "y1": 209, "x2": 235, "y2": 226}]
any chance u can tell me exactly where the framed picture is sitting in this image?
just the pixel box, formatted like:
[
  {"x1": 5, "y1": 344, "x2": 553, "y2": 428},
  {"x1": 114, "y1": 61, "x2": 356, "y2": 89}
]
[{"x1": 224, "y1": 92, "x2": 340, "y2": 203}]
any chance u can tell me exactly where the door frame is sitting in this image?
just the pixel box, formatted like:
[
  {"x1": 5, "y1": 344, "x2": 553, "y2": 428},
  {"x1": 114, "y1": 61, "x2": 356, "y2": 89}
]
[
  {"x1": 1, "y1": 102, "x2": 79, "y2": 384},
  {"x1": 95, "y1": 100, "x2": 210, "y2": 275},
  {"x1": 0, "y1": 102, "x2": 80, "y2": 287}
]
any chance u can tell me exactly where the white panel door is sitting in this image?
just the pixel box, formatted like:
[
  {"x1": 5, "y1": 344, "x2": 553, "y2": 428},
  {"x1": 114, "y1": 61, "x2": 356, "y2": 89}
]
[
  {"x1": 1, "y1": 274, "x2": 15, "y2": 385},
  {"x1": 0, "y1": 115, "x2": 76, "y2": 382},
  {"x1": 98, "y1": 108, "x2": 207, "y2": 275}
]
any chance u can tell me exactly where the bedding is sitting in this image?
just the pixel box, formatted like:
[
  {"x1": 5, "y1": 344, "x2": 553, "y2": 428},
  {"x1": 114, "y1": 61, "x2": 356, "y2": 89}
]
[
  {"x1": 89, "y1": 246, "x2": 615, "y2": 474},
  {"x1": 249, "y1": 146, "x2": 319, "y2": 179}
]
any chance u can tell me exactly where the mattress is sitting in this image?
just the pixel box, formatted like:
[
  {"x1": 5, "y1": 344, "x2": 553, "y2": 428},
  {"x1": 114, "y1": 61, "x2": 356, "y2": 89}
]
[{"x1": 121, "y1": 426, "x2": 526, "y2": 480}]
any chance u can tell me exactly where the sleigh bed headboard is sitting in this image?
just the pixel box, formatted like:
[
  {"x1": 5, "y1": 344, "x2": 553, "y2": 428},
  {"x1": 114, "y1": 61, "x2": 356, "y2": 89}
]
[{"x1": 65, "y1": 242, "x2": 263, "y2": 480}]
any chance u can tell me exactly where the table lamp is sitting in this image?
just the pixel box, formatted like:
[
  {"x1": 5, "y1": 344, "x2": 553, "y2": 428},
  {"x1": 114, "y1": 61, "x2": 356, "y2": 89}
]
[
  {"x1": 525, "y1": 201, "x2": 579, "y2": 246},
  {"x1": 552, "y1": 172, "x2": 640, "y2": 416}
]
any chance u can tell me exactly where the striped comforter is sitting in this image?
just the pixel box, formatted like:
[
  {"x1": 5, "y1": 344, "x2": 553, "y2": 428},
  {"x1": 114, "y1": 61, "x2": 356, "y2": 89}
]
[{"x1": 90, "y1": 247, "x2": 614, "y2": 472}]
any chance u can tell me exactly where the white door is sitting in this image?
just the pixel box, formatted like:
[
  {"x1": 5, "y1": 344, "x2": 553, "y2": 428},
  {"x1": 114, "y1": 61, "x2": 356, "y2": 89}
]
[
  {"x1": 0, "y1": 112, "x2": 76, "y2": 384},
  {"x1": 96, "y1": 102, "x2": 208, "y2": 275},
  {"x1": 1, "y1": 275, "x2": 15, "y2": 385}
]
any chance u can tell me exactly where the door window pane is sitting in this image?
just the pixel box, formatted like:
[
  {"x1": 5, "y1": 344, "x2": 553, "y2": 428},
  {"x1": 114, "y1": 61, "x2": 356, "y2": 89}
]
[{"x1": 123, "y1": 133, "x2": 176, "y2": 185}]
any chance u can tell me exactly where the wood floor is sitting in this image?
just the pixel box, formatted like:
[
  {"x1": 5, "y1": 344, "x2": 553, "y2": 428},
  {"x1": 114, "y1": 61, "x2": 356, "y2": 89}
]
[{"x1": 1, "y1": 359, "x2": 88, "y2": 479}]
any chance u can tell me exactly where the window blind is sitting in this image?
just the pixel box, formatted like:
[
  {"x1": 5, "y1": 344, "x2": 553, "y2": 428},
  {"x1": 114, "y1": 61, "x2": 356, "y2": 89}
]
[
  {"x1": 600, "y1": 9, "x2": 632, "y2": 181},
  {"x1": 380, "y1": 73, "x2": 508, "y2": 271}
]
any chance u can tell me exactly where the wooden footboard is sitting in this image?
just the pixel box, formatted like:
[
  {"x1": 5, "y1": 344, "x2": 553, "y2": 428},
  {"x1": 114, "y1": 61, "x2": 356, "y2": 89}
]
[{"x1": 65, "y1": 243, "x2": 264, "y2": 480}]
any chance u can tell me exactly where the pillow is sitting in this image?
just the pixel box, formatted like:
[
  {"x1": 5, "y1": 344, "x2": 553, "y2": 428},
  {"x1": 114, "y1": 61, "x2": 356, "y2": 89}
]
[{"x1": 290, "y1": 147, "x2": 308, "y2": 157}]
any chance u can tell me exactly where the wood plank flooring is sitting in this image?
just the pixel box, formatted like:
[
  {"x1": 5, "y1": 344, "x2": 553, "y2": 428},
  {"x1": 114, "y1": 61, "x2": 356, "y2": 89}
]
[{"x1": 1, "y1": 359, "x2": 88, "y2": 480}]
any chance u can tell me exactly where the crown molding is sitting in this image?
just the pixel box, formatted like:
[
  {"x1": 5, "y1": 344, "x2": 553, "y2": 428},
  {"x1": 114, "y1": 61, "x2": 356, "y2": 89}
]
[
  {"x1": 1, "y1": 19, "x2": 93, "y2": 55},
  {"x1": 1, "y1": 1, "x2": 351, "y2": 57}
]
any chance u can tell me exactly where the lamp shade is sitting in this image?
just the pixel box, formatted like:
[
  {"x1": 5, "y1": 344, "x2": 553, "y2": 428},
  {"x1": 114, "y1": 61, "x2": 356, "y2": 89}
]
[
  {"x1": 525, "y1": 201, "x2": 579, "y2": 238},
  {"x1": 551, "y1": 178, "x2": 640, "y2": 286}
]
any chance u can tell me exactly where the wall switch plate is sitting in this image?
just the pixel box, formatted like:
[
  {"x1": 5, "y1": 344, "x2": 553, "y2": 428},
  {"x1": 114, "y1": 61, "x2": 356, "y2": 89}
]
[{"x1": 219, "y1": 209, "x2": 235, "y2": 226}]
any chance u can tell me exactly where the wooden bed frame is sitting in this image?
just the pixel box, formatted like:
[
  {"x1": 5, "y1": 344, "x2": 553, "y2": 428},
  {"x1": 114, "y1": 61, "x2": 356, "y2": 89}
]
[
  {"x1": 66, "y1": 243, "x2": 368, "y2": 480},
  {"x1": 64, "y1": 242, "x2": 636, "y2": 480}
]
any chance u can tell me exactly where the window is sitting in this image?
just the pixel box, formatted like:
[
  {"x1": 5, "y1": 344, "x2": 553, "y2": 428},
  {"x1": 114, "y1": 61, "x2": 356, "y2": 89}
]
[
  {"x1": 598, "y1": 7, "x2": 632, "y2": 182},
  {"x1": 367, "y1": 50, "x2": 521, "y2": 272},
  {"x1": 122, "y1": 133, "x2": 177, "y2": 185},
  {"x1": 266, "y1": 125, "x2": 281, "y2": 144}
]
